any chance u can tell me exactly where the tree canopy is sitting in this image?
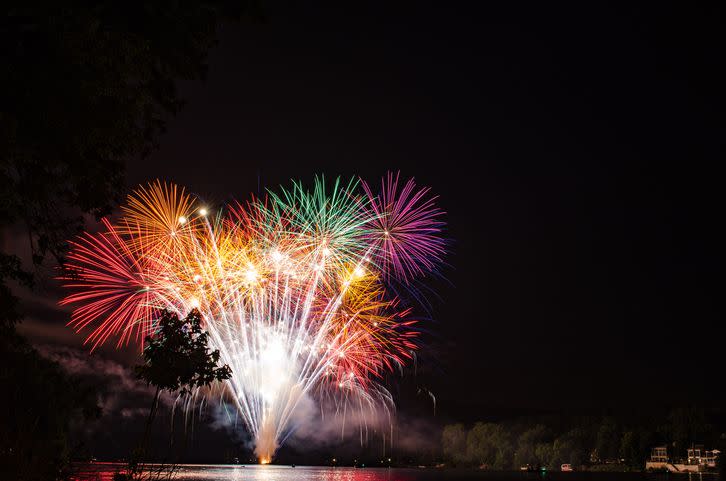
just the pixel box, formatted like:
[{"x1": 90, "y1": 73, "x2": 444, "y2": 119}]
[
  {"x1": 1, "y1": 3, "x2": 254, "y2": 479},
  {"x1": 0, "y1": 335, "x2": 100, "y2": 481},
  {"x1": 136, "y1": 309, "x2": 232, "y2": 395},
  {"x1": 441, "y1": 409, "x2": 723, "y2": 470},
  {"x1": 0, "y1": 1, "x2": 254, "y2": 327}
]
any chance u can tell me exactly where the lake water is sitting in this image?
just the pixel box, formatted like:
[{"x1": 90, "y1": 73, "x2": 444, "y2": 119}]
[{"x1": 71, "y1": 464, "x2": 718, "y2": 481}]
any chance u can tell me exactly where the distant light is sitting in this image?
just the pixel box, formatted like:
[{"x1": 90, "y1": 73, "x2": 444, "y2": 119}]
[
  {"x1": 322, "y1": 247, "x2": 331, "y2": 257},
  {"x1": 178, "y1": 216, "x2": 187, "y2": 224},
  {"x1": 353, "y1": 266, "x2": 365, "y2": 278},
  {"x1": 383, "y1": 230, "x2": 389, "y2": 236},
  {"x1": 199, "y1": 208, "x2": 208, "y2": 216},
  {"x1": 190, "y1": 298, "x2": 200, "y2": 308},
  {"x1": 193, "y1": 274, "x2": 202, "y2": 283}
]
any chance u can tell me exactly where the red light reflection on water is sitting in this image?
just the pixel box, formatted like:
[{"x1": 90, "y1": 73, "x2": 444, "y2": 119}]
[{"x1": 71, "y1": 463, "x2": 422, "y2": 481}]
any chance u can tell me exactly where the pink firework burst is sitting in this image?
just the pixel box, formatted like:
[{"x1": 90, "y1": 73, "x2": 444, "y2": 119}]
[{"x1": 362, "y1": 171, "x2": 446, "y2": 283}]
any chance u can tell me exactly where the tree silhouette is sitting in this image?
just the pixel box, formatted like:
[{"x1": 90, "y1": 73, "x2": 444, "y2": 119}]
[
  {"x1": 1, "y1": 4, "x2": 254, "y2": 478},
  {"x1": 0, "y1": 335, "x2": 100, "y2": 481},
  {"x1": 136, "y1": 309, "x2": 232, "y2": 395},
  {"x1": 1, "y1": 1, "x2": 255, "y2": 328},
  {"x1": 130, "y1": 309, "x2": 231, "y2": 476}
]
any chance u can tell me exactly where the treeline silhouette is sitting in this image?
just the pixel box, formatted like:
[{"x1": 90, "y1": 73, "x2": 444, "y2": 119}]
[{"x1": 442, "y1": 408, "x2": 725, "y2": 470}]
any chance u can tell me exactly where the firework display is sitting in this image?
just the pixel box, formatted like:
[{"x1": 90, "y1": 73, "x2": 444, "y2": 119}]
[{"x1": 60, "y1": 174, "x2": 445, "y2": 462}]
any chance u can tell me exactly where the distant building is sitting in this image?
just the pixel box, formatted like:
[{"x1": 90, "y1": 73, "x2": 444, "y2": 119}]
[
  {"x1": 686, "y1": 445, "x2": 720, "y2": 468},
  {"x1": 650, "y1": 446, "x2": 668, "y2": 463},
  {"x1": 646, "y1": 444, "x2": 720, "y2": 473}
]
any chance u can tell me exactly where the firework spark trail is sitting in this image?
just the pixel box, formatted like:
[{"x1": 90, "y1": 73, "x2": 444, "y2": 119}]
[{"x1": 60, "y1": 175, "x2": 445, "y2": 462}]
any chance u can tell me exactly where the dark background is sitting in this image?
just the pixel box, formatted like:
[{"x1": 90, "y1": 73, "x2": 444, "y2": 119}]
[{"x1": 14, "y1": 0, "x2": 725, "y2": 461}]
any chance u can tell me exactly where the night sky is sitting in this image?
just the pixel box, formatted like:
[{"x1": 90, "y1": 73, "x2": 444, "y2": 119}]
[{"x1": 18, "y1": 1, "x2": 725, "y2": 460}]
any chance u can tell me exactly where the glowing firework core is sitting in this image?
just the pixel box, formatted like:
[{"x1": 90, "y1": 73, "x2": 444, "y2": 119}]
[{"x1": 60, "y1": 174, "x2": 445, "y2": 462}]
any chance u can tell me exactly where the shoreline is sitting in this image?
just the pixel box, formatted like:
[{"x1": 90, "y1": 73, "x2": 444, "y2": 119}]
[{"x1": 72, "y1": 461, "x2": 721, "y2": 474}]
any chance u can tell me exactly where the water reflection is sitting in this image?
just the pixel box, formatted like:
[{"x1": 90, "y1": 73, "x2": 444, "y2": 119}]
[
  {"x1": 173, "y1": 464, "x2": 403, "y2": 481},
  {"x1": 72, "y1": 464, "x2": 413, "y2": 481},
  {"x1": 72, "y1": 464, "x2": 692, "y2": 481}
]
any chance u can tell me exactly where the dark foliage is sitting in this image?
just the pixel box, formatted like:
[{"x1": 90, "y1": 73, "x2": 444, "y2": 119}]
[
  {"x1": 135, "y1": 309, "x2": 232, "y2": 395},
  {"x1": 442, "y1": 408, "x2": 723, "y2": 470},
  {"x1": 0, "y1": 3, "x2": 254, "y2": 479},
  {"x1": 0, "y1": 1, "x2": 255, "y2": 329},
  {"x1": 0, "y1": 254, "x2": 34, "y2": 330},
  {"x1": 0, "y1": 333, "x2": 100, "y2": 481}
]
